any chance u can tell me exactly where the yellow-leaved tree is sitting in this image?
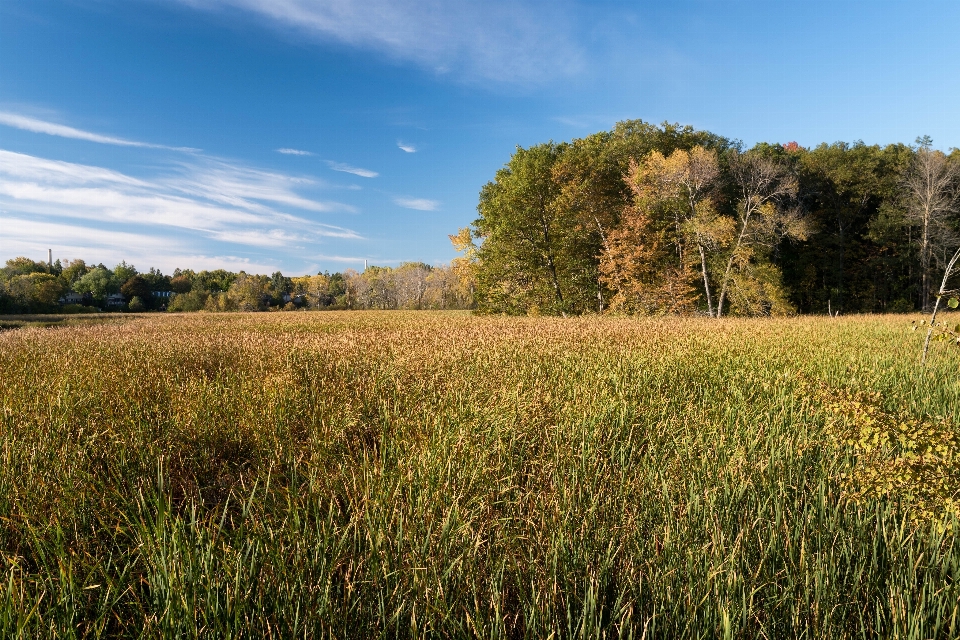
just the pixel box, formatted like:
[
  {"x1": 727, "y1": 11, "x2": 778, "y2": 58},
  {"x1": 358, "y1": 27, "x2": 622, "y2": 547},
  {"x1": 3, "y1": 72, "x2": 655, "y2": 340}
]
[
  {"x1": 448, "y1": 227, "x2": 478, "y2": 307},
  {"x1": 600, "y1": 146, "x2": 726, "y2": 314}
]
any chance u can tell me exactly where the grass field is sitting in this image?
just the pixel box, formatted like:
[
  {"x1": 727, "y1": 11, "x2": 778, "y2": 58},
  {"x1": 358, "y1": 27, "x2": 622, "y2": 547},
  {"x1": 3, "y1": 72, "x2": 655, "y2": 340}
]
[{"x1": 1, "y1": 311, "x2": 959, "y2": 638}]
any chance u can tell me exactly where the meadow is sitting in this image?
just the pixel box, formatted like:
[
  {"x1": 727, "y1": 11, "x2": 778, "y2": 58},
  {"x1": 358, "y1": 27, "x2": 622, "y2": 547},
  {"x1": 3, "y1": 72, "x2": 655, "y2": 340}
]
[{"x1": 1, "y1": 311, "x2": 959, "y2": 638}]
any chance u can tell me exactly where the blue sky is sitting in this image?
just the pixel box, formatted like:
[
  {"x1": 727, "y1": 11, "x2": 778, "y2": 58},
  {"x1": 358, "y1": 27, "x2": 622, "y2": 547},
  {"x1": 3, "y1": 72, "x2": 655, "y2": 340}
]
[{"x1": 2, "y1": 0, "x2": 960, "y2": 275}]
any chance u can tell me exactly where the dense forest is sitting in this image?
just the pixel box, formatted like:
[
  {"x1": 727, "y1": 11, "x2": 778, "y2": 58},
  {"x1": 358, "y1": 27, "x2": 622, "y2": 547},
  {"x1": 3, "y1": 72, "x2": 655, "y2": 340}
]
[
  {"x1": 0, "y1": 259, "x2": 473, "y2": 314},
  {"x1": 462, "y1": 121, "x2": 960, "y2": 316}
]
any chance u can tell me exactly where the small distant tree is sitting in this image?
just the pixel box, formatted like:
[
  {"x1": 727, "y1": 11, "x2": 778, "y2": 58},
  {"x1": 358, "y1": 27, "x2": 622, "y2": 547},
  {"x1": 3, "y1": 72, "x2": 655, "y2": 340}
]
[
  {"x1": 74, "y1": 267, "x2": 118, "y2": 302},
  {"x1": 449, "y1": 228, "x2": 478, "y2": 303},
  {"x1": 193, "y1": 269, "x2": 236, "y2": 293},
  {"x1": 113, "y1": 261, "x2": 137, "y2": 285},
  {"x1": 168, "y1": 290, "x2": 209, "y2": 312},
  {"x1": 270, "y1": 271, "x2": 293, "y2": 304},
  {"x1": 60, "y1": 259, "x2": 89, "y2": 286},
  {"x1": 328, "y1": 272, "x2": 347, "y2": 300},
  {"x1": 141, "y1": 267, "x2": 171, "y2": 292},
  {"x1": 121, "y1": 275, "x2": 152, "y2": 302},
  {"x1": 228, "y1": 273, "x2": 270, "y2": 311},
  {"x1": 360, "y1": 266, "x2": 399, "y2": 309},
  {"x1": 127, "y1": 296, "x2": 146, "y2": 312},
  {"x1": 5, "y1": 273, "x2": 66, "y2": 311},
  {"x1": 3, "y1": 257, "x2": 49, "y2": 277},
  {"x1": 395, "y1": 262, "x2": 431, "y2": 309},
  {"x1": 170, "y1": 275, "x2": 193, "y2": 293}
]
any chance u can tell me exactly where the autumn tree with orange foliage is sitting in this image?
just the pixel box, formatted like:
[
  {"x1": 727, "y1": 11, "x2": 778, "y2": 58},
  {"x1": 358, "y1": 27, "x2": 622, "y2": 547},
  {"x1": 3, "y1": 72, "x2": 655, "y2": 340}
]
[
  {"x1": 601, "y1": 147, "x2": 725, "y2": 314},
  {"x1": 600, "y1": 206, "x2": 698, "y2": 313}
]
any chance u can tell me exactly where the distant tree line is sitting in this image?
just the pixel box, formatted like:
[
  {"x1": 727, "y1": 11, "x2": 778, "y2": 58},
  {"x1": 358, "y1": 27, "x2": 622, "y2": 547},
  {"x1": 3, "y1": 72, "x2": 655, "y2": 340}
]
[
  {"x1": 458, "y1": 121, "x2": 960, "y2": 316},
  {"x1": 0, "y1": 259, "x2": 474, "y2": 314}
]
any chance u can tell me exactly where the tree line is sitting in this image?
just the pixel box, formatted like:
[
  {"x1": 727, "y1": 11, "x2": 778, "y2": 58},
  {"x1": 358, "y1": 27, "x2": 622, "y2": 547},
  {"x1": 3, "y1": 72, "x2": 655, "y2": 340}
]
[
  {"x1": 459, "y1": 121, "x2": 960, "y2": 316},
  {"x1": 0, "y1": 259, "x2": 474, "y2": 314}
]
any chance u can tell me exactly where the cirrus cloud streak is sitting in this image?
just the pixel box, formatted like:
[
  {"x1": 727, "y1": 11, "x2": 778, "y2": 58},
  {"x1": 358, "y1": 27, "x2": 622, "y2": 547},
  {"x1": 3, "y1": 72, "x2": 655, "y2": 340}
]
[
  {"x1": 326, "y1": 161, "x2": 378, "y2": 178},
  {"x1": 0, "y1": 111, "x2": 198, "y2": 151},
  {"x1": 175, "y1": 0, "x2": 584, "y2": 84},
  {"x1": 0, "y1": 149, "x2": 363, "y2": 256},
  {"x1": 393, "y1": 196, "x2": 439, "y2": 211}
]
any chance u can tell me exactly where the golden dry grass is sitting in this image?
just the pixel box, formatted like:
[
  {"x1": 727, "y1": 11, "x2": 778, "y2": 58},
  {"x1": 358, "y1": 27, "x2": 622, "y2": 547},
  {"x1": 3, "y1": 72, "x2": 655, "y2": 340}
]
[{"x1": 1, "y1": 311, "x2": 959, "y2": 637}]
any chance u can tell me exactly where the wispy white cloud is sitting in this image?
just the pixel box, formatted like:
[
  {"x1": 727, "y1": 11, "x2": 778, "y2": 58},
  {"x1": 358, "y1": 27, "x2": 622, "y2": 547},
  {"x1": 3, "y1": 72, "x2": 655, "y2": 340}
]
[
  {"x1": 0, "y1": 216, "x2": 284, "y2": 274},
  {"x1": 177, "y1": 254, "x2": 283, "y2": 273},
  {"x1": 164, "y1": 158, "x2": 354, "y2": 214},
  {"x1": 394, "y1": 196, "x2": 439, "y2": 211},
  {"x1": 327, "y1": 161, "x2": 378, "y2": 178},
  {"x1": 311, "y1": 254, "x2": 368, "y2": 264},
  {"x1": 551, "y1": 115, "x2": 618, "y2": 129},
  {"x1": 0, "y1": 111, "x2": 197, "y2": 151},
  {"x1": 0, "y1": 149, "x2": 363, "y2": 256},
  {"x1": 277, "y1": 147, "x2": 313, "y2": 155},
  {"x1": 397, "y1": 141, "x2": 417, "y2": 153},
  {"x1": 176, "y1": 0, "x2": 584, "y2": 83}
]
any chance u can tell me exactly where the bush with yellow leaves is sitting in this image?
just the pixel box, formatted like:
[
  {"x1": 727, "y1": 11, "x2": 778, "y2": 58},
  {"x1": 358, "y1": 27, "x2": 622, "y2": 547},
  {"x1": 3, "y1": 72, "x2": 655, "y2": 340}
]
[{"x1": 817, "y1": 383, "x2": 960, "y2": 525}]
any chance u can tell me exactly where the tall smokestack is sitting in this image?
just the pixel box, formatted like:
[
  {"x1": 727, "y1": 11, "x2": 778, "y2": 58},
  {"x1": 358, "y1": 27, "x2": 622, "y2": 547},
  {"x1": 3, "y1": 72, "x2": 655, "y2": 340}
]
[
  {"x1": 48, "y1": 249, "x2": 52, "y2": 268},
  {"x1": 364, "y1": 259, "x2": 368, "y2": 271}
]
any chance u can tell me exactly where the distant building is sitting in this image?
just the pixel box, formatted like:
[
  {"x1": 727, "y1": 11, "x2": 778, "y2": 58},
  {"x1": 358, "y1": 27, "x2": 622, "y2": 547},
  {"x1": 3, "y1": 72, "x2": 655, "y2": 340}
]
[
  {"x1": 153, "y1": 291, "x2": 173, "y2": 299},
  {"x1": 60, "y1": 292, "x2": 84, "y2": 305},
  {"x1": 105, "y1": 293, "x2": 125, "y2": 307}
]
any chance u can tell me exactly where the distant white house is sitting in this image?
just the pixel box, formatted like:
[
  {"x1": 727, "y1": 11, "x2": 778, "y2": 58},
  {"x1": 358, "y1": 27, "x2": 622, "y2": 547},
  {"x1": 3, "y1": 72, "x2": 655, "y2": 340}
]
[
  {"x1": 105, "y1": 293, "x2": 125, "y2": 307},
  {"x1": 60, "y1": 292, "x2": 84, "y2": 305},
  {"x1": 153, "y1": 291, "x2": 173, "y2": 299}
]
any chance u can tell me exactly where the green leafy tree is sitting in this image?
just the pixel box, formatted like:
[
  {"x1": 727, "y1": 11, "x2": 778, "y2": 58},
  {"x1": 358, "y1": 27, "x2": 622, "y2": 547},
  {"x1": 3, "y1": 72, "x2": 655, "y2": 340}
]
[
  {"x1": 778, "y1": 142, "x2": 914, "y2": 313},
  {"x1": 141, "y1": 267, "x2": 171, "y2": 292},
  {"x1": 73, "y1": 267, "x2": 118, "y2": 302},
  {"x1": 3, "y1": 257, "x2": 48, "y2": 278},
  {"x1": 170, "y1": 275, "x2": 193, "y2": 293},
  {"x1": 269, "y1": 271, "x2": 293, "y2": 305},
  {"x1": 121, "y1": 275, "x2": 153, "y2": 305},
  {"x1": 228, "y1": 273, "x2": 270, "y2": 311},
  {"x1": 328, "y1": 272, "x2": 347, "y2": 299},
  {"x1": 60, "y1": 259, "x2": 90, "y2": 287},
  {"x1": 113, "y1": 261, "x2": 137, "y2": 285},
  {"x1": 193, "y1": 269, "x2": 237, "y2": 293},
  {"x1": 4, "y1": 273, "x2": 66, "y2": 311},
  {"x1": 168, "y1": 290, "x2": 209, "y2": 312},
  {"x1": 474, "y1": 142, "x2": 575, "y2": 315}
]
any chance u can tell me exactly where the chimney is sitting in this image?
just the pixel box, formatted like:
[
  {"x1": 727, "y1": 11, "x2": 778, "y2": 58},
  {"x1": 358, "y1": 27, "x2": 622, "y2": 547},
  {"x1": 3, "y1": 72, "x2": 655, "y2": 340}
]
[{"x1": 364, "y1": 259, "x2": 368, "y2": 271}]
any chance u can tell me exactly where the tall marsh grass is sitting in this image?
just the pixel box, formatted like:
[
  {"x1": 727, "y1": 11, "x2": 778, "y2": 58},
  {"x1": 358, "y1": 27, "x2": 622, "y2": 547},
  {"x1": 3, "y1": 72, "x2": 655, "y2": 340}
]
[{"x1": 1, "y1": 312, "x2": 959, "y2": 637}]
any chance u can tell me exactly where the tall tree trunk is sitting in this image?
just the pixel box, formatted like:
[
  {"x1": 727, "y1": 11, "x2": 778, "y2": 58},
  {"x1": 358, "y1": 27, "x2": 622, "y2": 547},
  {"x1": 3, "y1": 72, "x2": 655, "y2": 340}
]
[
  {"x1": 716, "y1": 212, "x2": 752, "y2": 319},
  {"x1": 594, "y1": 216, "x2": 612, "y2": 313},
  {"x1": 698, "y1": 243, "x2": 714, "y2": 317},
  {"x1": 539, "y1": 215, "x2": 563, "y2": 307},
  {"x1": 921, "y1": 210, "x2": 931, "y2": 312}
]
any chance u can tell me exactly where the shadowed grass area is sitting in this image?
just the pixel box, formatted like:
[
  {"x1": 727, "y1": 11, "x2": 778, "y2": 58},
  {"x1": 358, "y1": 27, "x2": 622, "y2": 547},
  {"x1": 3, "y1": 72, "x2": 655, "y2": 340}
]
[
  {"x1": 1, "y1": 311, "x2": 959, "y2": 637},
  {"x1": 0, "y1": 314, "x2": 127, "y2": 332}
]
